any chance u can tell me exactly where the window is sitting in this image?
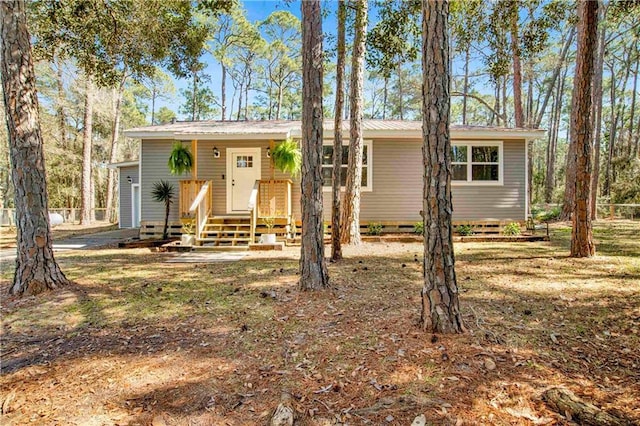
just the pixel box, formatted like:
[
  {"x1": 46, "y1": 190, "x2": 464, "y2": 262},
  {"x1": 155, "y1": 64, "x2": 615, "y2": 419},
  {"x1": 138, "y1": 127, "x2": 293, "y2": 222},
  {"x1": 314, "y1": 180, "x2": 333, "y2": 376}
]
[
  {"x1": 322, "y1": 141, "x2": 372, "y2": 191},
  {"x1": 236, "y1": 155, "x2": 253, "y2": 168},
  {"x1": 451, "y1": 142, "x2": 502, "y2": 185}
]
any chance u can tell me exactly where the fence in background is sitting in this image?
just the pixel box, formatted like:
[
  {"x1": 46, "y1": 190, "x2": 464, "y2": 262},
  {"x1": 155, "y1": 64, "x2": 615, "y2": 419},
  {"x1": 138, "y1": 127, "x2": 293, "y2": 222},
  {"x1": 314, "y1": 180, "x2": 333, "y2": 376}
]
[
  {"x1": 0, "y1": 208, "x2": 116, "y2": 227},
  {"x1": 532, "y1": 202, "x2": 640, "y2": 221}
]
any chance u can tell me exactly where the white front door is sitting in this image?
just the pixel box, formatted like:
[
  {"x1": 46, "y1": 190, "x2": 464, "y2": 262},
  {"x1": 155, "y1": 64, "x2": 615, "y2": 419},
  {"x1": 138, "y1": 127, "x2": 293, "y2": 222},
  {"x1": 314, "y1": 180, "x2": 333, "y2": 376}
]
[
  {"x1": 227, "y1": 148, "x2": 261, "y2": 213},
  {"x1": 131, "y1": 184, "x2": 140, "y2": 228}
]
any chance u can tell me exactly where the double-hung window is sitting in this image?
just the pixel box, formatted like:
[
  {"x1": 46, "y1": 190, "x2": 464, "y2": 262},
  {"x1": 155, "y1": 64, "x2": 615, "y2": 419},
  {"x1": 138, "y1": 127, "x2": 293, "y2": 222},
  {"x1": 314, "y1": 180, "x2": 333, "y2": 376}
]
[
  {"x1": 451, "y1": 141, "x2": 503, "y2": 185},
  {"x1": 322, "y1": 141, "x2": 372, "y2": 191}
]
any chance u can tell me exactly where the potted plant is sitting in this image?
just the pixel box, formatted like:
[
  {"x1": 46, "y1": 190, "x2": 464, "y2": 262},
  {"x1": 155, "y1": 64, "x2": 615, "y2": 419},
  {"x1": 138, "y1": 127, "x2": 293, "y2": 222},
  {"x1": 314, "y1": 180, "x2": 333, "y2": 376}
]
[
  {"x1": 180, "y1": 215, "x2": 196, "y2": 246},
  {"x1": 271, "y1": 138, "x2": 301, "y2": 176},
  {"x1": 168, "y1": 142, "x2": 193, "y2": 175},
  {"x1": 260, "y1": 213, "x2": 278, "y2": 244}
]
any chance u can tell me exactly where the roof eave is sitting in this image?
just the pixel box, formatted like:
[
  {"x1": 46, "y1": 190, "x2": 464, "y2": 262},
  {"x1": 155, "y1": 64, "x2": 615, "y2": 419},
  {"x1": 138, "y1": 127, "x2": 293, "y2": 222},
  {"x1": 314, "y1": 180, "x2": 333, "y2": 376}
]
[{"x1": 106, "y1": 160, "x2": 139, "y2": 169}]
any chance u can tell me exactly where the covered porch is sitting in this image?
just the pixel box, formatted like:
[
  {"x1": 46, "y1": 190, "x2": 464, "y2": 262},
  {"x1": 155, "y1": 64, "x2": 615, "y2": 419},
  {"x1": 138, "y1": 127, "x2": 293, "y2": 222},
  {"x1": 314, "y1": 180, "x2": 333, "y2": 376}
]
[{"x1": 180, "y1": 178, "x2": 293, "y2": 247}]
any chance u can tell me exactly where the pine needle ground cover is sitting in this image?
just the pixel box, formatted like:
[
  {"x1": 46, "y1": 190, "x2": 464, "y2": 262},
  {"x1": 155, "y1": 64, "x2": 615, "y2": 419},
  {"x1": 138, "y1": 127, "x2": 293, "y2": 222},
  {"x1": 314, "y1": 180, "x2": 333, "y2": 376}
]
[{"x1": 1, "y1": 221, "x2": 638, "y2": 425}]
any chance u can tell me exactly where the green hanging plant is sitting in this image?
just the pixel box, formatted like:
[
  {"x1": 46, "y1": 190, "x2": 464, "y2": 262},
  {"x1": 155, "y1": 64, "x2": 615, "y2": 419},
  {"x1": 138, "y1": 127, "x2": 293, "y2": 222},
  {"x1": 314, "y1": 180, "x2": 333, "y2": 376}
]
[
  {"x1": 271, "y1": 138, "x2": 301, "y2": 177},
  {"x1": 168, "y1": 142, "x2": 193, "y2": 175}
]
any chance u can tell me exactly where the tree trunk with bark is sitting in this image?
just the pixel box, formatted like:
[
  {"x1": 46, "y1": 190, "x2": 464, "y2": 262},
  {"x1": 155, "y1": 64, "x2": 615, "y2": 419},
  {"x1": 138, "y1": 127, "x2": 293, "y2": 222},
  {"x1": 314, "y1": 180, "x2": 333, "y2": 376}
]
[
  {"x1": 1, "y1": 0, "x2": 71, "y2": 296},
  {"x1": 570, "y1": 0, "x2": 597, "y2": 258},
  {"x1": 590, "y1": 1, "x2": 606, "y2": 220},
  {"x1": 341, "y1": 0, "x2": 367, "y2": 245},
  {"x1": 510, "y1": 0, "x2": 524, "y2": 127},
  {"x1": 543, "y1": 387, "x2": 632, "y2": 426},
  {"x1": 534, "y1": 28, "x2": 576, "y2": 128},
  {"x1": 331, "y1": 0, "x2": 347, "y2": 261},
  {"x1": 420, "y1": 0, "x2": 464, "y2": 334},
  {"x1": 545, "y1": 70, "x2": 563, "y2": 203},
  {"x1": 106, "y1": 81, "x2": 125, "y2": 223},
  {"x1": 80, "y1": 75, "x2": 94, "y2": 224},
  {"x1": 299, "y1": 0, "x2": 329, "y2": 291},
  {"x1": 397, "y1": 63, "x2": 404, "y2": 120},
  {"x1": 462, "y1": 47, "x2": 470, "y2": 125},
  {"x1": 221, "y1": 64, "x2": 226, "y2": 121}
]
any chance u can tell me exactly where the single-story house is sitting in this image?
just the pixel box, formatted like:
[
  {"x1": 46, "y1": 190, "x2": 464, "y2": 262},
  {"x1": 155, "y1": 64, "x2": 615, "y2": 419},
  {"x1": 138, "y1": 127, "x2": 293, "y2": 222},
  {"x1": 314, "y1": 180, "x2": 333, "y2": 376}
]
[{"x1": 115, "y1": 120, "x2": 544, "y2": 244}]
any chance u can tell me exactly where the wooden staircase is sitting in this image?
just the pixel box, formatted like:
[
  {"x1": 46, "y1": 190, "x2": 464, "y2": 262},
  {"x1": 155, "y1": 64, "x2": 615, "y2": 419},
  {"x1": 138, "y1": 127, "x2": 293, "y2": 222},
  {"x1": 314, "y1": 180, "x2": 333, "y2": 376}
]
[{"x1": 196, "y1": 216, "x2": 252, "y2": 249}]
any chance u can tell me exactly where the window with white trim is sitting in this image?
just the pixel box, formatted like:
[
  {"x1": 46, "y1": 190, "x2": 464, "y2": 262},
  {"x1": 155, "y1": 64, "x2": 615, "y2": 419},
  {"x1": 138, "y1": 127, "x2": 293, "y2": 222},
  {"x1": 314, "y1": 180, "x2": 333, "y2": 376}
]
[
  {"x1": 322, "y1": 141, "x2": 372, "y2": 190},
  {"x1": 451, "y1": 141, "x2": 502, "y2": 184}
]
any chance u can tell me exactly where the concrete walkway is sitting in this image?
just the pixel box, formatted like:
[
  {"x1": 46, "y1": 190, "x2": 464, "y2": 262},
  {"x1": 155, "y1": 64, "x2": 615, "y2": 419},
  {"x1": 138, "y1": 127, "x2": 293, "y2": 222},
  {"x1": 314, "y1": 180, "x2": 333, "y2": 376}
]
[{"x1": 0, "y1": 228, "x2": 139, "y2": 262}]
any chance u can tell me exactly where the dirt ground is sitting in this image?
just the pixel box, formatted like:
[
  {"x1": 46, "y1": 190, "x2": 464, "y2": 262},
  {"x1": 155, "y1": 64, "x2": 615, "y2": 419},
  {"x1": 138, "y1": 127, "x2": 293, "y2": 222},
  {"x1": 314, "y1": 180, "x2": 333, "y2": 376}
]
[
  {"x1": 1, "y1": 221, "x2": 639, "y2": 425},
  {"x1": 0, "y1": 222, "x2": 118, "y2": 249}
]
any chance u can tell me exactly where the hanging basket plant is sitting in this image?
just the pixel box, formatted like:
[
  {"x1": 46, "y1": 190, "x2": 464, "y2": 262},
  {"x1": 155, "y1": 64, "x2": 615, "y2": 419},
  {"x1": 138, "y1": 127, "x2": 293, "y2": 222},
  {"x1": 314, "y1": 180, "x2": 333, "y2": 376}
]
[
  {"x1": 271, "y1": 138, "x2": 301, "y2": 177},
  {"x1": 168, "y1": 142, "x2": 193, "y2": 175}
]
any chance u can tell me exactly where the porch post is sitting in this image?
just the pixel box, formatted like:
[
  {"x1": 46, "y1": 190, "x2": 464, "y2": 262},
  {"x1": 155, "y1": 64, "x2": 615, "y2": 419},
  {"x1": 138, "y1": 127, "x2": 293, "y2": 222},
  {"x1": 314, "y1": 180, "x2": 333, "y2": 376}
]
[{"x1": 191, "y1": 139, "x2": 198, "y2": 179}]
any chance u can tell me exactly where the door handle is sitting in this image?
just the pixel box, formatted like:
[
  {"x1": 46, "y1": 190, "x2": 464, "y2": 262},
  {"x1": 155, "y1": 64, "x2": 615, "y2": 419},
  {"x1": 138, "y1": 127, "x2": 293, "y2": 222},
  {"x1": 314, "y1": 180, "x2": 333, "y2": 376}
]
[{"x1": 232, "y1": 179, "x2": 235, "y2": 186}]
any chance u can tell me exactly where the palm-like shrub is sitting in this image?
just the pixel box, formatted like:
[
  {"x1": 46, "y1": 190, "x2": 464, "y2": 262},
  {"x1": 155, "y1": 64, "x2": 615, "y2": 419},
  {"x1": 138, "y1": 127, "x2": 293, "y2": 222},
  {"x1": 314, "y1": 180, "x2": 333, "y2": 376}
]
[{"x1": 151, "y1": 180, "x2": 175, "y2": 239}]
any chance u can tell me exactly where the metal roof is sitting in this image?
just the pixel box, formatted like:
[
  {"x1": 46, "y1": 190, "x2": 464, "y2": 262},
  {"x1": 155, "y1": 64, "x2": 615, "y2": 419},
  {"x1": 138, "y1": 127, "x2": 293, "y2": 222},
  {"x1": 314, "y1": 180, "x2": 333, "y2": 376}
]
[{"x1": 125, "y1": 120, "x2": 545, "y2": 140}]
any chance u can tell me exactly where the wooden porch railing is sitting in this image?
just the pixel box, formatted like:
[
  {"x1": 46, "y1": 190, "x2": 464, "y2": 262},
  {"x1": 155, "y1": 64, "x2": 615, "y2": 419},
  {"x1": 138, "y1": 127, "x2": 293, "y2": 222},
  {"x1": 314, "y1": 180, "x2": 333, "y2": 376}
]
[
  {"x1": 248, "y1": 180, "x2": 260, "y2": 244},
  {"x1": 257, "y1": 179, "x2": 292, "y2": 218},
  {"x1": 188, "y1": 181, "x2": 212, "y2": 241},
  {"x1": 179, "y1": 179, "x2": 207, "y2": 218}
]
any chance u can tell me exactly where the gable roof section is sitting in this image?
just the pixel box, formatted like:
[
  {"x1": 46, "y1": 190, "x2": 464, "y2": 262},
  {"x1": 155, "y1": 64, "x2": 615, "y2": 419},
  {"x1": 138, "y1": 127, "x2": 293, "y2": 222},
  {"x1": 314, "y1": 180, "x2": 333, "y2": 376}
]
[{"x1": 125, "y1": 120, "x2": 545, "y2": 141}]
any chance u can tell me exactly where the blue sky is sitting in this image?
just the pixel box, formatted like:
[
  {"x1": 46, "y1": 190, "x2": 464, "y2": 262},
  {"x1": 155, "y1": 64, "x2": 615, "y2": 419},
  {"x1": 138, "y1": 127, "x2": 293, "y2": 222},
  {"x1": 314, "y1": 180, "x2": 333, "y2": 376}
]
[{"x1": 159, "y1": 0, "x2": 364, "y2": 119}]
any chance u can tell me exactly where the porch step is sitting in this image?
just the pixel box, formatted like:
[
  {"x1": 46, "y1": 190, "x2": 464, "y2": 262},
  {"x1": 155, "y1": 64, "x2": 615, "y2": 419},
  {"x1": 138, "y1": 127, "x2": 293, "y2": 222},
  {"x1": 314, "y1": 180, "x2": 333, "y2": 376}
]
[
  {"x1": 191, "y1": 245, "x2": 249, "y2": 252},
  {"x1": 195, "y1": 215, "x2": 254, "y2": 247}
]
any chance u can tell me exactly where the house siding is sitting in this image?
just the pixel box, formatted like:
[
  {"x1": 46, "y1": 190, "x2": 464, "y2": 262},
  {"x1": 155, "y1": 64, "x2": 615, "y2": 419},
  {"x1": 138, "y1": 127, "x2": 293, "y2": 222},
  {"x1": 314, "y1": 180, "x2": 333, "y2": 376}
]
[
  {"x1": 141, "y1": 139, "x2": 301, "y2": 223},
  {"x1": 118, "y1": 165, "x2": 138, "y2": 228},
  {"x1": 140, "y1": 137, "x2": 525, "y2": 224},
  {"x1": 321, "y1": 138, "x2": 526, "y2": 222}
]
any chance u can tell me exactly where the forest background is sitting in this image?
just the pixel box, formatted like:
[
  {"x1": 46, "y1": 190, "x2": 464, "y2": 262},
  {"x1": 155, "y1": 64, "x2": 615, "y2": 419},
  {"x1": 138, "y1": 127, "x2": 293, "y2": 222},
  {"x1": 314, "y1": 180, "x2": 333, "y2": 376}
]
[{"x1": 0, "y1": 0, "x2": 638, "y2": 223}]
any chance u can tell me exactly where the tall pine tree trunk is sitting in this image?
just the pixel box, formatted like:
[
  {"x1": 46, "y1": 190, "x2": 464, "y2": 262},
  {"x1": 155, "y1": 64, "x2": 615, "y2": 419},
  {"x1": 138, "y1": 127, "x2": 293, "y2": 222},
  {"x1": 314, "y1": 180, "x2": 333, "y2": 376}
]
[
  {"x1": 299, "y1": 0, "x2": 329, "y2": 290},
  {"x1": 462, "y1": 46, "x2": 470, "y2": 125},
  {"x1": 590, "y1": 1, "x2": 606, "y2": 220},
  {"x1": 534, "y1": 28, "x2": 576, "y2": 128},
  {"x1": 81, "y1": 75, "x2": 94, "y2": 224},
  {"x1": 221, "y1": 64, "x2": 226, "y2": 121},
  {"x1": 55, "y1": 57, "x2": 67, "y2": 148},
  {"x1": 570, "y1": 0, "x2": 597, "y2": 258},
  {"x1": 397, "y1": 63, "x2": 404, "y2": 120},
  {"x1": 331, "y1": 0, "x2": 347, "y2": 261},
  {"x1": 106, "y1": 81, "x2": 125, "y2": 223},
  {"x1": 1, "y1": 0, "x2": 70, "y2": 296},
  {"x1": 341, "y1": 0, "x2": 367, "y2": 245},
  {"x1": 544, "y1": 80, "x2": 558, "y2": 203},
  {"x1": 510, "y1": 0, "x2": 524, "y2": 127},
  {"x1": 420, "y1": 0, "x2": 464, "y2": 334},
  {"x1": 603, "y1": 61, "x2": 617, "y2": 196}
]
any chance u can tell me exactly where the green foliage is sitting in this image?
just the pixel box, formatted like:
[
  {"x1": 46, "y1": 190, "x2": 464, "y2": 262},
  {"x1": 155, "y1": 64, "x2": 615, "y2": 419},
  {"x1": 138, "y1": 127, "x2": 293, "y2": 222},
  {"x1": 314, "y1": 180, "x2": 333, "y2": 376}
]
[
  {"x1": 366, "y1": 0, "x2": 421, "y2": 78},
  {"x1": 610, "y1": 158, "x2": 640, "y2": 204},
  {"x1": 533, "y1": 206, "x2": 561, "y2": 222},
  {"x1": 168, "y1": 142, "x2": 193, "y2": 175},
  {"x1": 367, "y1": 222, "x2": 383, "y2": 236},
  {"x1": 503, "y1": 222, "x2": 522, "y2": 236},
  {"x1": 414, "y1": 221, "x2": 424, "y2": 235},
  {"x1": 29, "y1": 0, "x2": 231, "y2": 87},
  {"x1": 151, "y1": 180, "x2": 175, "y2": 205},
  {"x1": 155, "y1": 107, "x2": 177, "y2": 125},
  {"x1": 271, "y1": 138, "x2": 301, "y2": 177},
  {"x1": 151, "y1": 180, "x2": 175, "y2": 239},
  {"x1": 456, "y1": 224, "x2": 474, "y2": 236},
  {"x1": 179, "y1": 80, "x2": 218, "y2": 121},
  {"x1": 181, "y1": 219, "x2": 195, "y2": 235}
]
